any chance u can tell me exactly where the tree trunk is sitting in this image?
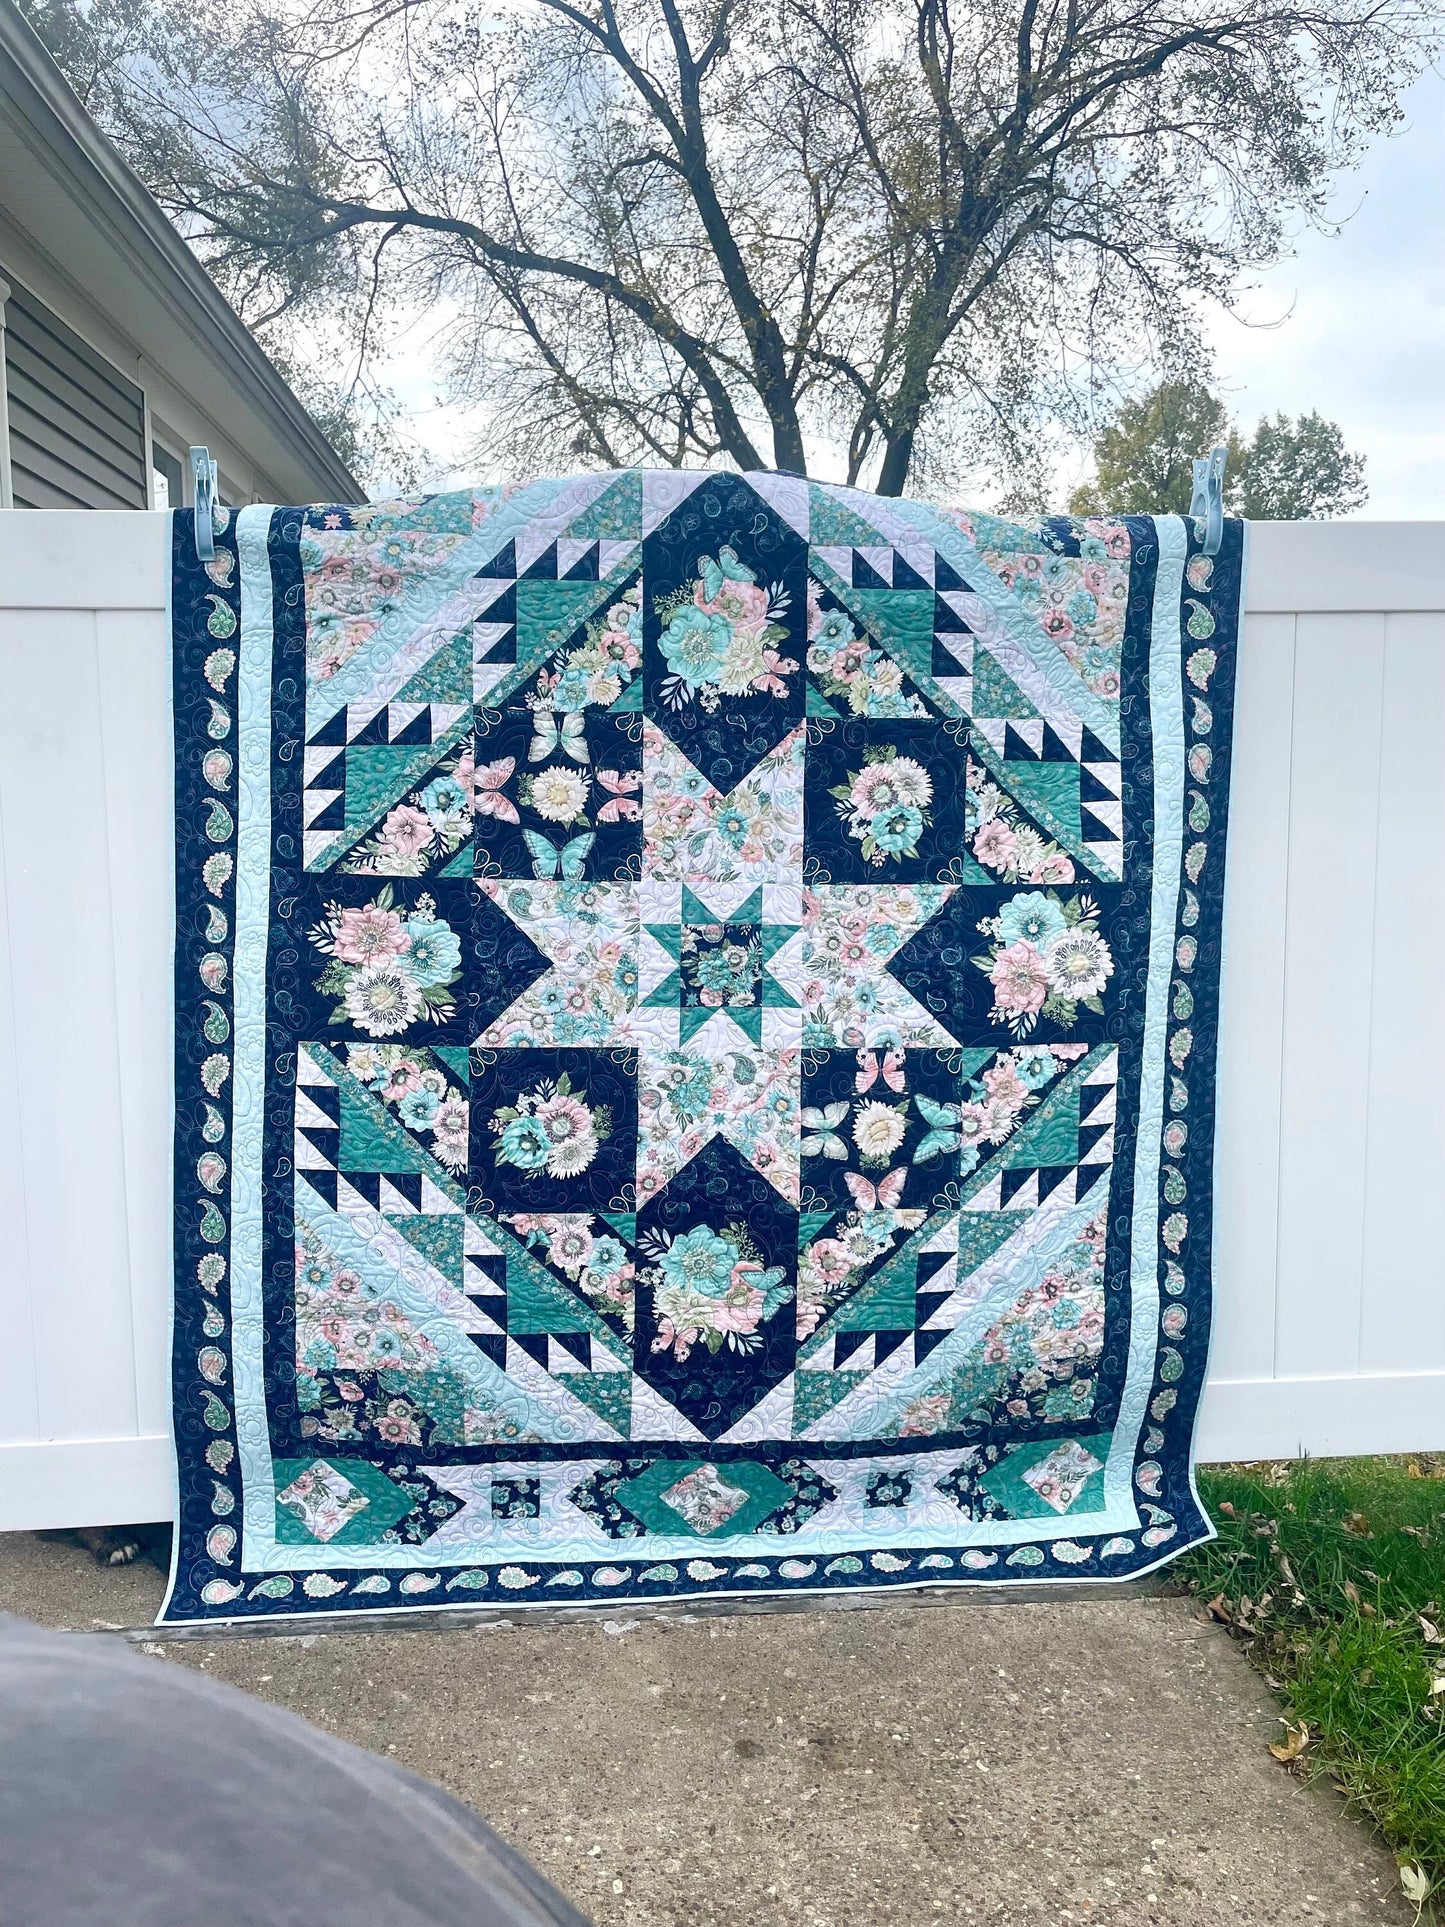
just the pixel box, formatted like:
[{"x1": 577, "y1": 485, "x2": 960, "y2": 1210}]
[
  {"x1": 875, "y1": 426, "x2": 916, "y2": 497},
  {"x1": 769, "y1": 417, "x2": 808, "y2": 476}
]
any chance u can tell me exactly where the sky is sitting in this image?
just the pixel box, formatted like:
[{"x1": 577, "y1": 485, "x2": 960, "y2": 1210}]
[
  {"x1": 1205, "y1": 65, "x2": 1445, "y2": 518},
  {"x1": 377, "y1": 65, "x2": 1445, "y2": 518}
]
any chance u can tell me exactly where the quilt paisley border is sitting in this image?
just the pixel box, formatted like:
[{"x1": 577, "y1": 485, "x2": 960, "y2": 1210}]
[{"x1": 160, "y1": 496, "x2": 1242, "y2": 1624}]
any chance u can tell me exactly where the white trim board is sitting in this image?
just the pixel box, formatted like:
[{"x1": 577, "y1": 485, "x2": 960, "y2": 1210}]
[
  {"x1": 0, "y1": 1437, "x2": 173, "y2": 1532},
  {"x1": 12, "y1": 1380, "x2": 1441, "y2": 1535},
  {"x1": 1196, "y1": 1375, "x2": 1445, "y2": 1463},
  {"x1": 1244, "y1": 520, "x2": 1445, "y2": 612},
  {"x1": 0, "y1": 509, "x2": 168, "y2": 607},
  {"x1": 5, "y1": 510, "x2": 1443, "y2": 614}
]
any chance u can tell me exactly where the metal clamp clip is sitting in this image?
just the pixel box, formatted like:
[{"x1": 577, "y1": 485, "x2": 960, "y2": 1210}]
[
  {"x1": 1188, "y1": 445, "x2": 1227, "y2": 557},
  {"x1": 189, "y1": 445, "x2": 219, "y2": 561}
]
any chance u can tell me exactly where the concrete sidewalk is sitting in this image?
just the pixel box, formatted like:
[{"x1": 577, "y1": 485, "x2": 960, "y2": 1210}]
[{"x1": 0, "y1": 1531, "x2": 1412, "y2": 1926}]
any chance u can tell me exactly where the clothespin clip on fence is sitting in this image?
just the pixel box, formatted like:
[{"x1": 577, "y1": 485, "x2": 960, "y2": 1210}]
[
  {"x1": 189, "y1": 445, "x2": 219, "y2": 562},
  {"x1": 1189, "y1": 445, "x2": 1227, "y2": 558}
]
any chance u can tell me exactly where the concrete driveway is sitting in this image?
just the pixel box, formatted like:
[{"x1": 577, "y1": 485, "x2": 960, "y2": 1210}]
[{"x1": 0, "y1": 1531, "x2": 1412, "y2": 1925}]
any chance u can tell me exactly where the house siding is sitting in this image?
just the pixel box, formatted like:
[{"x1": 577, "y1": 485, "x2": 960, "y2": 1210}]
[{"x1": 3, "y1": 275, "x2": 147, "y2": 509}]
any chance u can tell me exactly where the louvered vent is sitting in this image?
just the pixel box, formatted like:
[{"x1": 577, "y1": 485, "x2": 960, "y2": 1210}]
[{"x1": 4, "y1": 277, "x2": 147, "y2": 508}]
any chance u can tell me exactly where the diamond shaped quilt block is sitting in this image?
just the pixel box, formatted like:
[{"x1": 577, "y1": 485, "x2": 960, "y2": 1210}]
[{"x1": 641, "y1": 471, "x2": 807, "y2": 791}]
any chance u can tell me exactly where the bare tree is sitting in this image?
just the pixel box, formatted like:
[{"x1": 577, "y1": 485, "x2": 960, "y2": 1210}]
[{"x1": 30, "y1": 0, "x2": 1438, "y2": 494}]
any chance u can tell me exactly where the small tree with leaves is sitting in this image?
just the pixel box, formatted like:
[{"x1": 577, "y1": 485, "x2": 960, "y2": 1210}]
[
  {"x1": 1070, "y1": 380, "x2": 1367, "y2": 519},
  {"x1": 1234, "y1": 412, "x2": 1368, "y2": 519},
  {"x1": 1068, "y1": 382, "x2": 1230, "y2": 515}
]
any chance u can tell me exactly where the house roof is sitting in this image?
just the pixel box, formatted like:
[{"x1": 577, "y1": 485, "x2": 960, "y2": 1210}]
[{"x1": 0, "y1": 0, "x2": 363, "y2": 503}]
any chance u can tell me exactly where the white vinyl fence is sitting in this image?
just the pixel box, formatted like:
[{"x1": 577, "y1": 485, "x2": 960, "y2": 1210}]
[{"x1": 0, "y1": 512, "x2": 1441, "y2": 1531}]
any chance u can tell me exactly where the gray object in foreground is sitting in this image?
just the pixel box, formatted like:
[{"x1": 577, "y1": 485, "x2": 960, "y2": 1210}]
[{"x1": 0, "y1": 1612, "x2": 592, "y2": 1927}]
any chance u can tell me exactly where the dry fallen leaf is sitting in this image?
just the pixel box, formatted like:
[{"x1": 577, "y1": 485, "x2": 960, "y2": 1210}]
[
  {"x1": 1429, "y1": 1675, "x2": 1445, "y2": 1698},
  {"x1": 1420, "y1": 1615, "x2": 1443, "y2": 1645},
  {"x1": 1269, "y1": 1720, "x2": 1311, "y2": 1764},
  {"x1": 1342, "y1": 1579, "x2": 1361, "y2": 1607},
  {"x1": 1217, "y1": 1501, "x2": 1236, "y2": 1517},
  {"x1": 1399, "y1": 1861, "x2": 1431, "y2": 1906},
  {"x1": 1205, "y1": 1593, "x2": 1233, "y2": 1624}
]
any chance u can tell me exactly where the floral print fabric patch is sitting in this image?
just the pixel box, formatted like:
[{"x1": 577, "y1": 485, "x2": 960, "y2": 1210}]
[{"x1": 160, "y1": 470, "x2": 1241, "y2": 1625}]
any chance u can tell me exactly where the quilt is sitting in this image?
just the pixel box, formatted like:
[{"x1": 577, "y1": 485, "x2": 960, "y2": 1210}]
[{"x1": 159, "y1": 470, "x2": 1241, "y2": 1626}]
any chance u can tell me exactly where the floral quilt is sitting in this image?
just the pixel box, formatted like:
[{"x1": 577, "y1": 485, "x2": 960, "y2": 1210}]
[{"x1": 159, "y1": 470, "x2": 1240, "y2": 1625}]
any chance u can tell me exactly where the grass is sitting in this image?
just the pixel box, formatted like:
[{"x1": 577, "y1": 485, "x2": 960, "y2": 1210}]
[{"x1": 1180, "y1": 1456, "x2": 1445, "y2": 1912}]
